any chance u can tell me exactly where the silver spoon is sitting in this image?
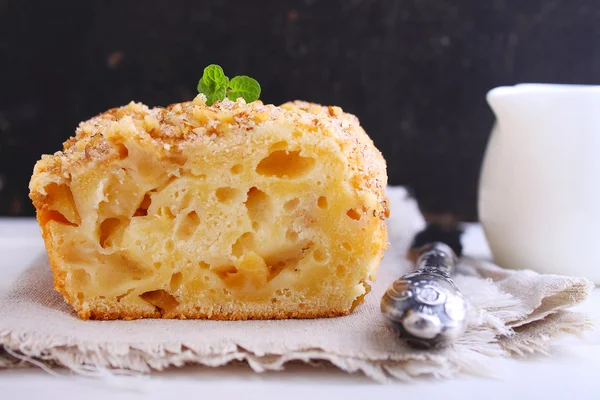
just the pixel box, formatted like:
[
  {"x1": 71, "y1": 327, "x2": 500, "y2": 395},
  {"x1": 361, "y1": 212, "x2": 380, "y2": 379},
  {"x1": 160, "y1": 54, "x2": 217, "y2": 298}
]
[{"x1": 380, "y1": 242, "x2": 469, "y2": 348}]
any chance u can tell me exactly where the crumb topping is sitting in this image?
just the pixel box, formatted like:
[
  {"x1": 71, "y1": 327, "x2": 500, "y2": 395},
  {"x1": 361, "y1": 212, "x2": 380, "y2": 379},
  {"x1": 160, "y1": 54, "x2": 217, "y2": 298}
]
[{"x1": 30, "y1": 96, "x2": 387, "y2": 216}]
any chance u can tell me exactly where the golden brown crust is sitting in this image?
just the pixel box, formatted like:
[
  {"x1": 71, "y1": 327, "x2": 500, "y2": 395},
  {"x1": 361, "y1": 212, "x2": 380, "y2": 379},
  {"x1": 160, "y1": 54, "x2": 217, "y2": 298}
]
[
  {"x1": 30, "y1": 95, "x2": 388, "y2": 321},
  {"x1": 83, "y1": 300, "x2": 352, "y2": 321}
]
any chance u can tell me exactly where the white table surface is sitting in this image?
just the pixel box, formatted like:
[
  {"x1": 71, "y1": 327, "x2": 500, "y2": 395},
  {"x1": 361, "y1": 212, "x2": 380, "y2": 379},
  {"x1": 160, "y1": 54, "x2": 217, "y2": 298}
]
[{"x1": 0, "y1": 218, "x2": 598, "y2": 400}]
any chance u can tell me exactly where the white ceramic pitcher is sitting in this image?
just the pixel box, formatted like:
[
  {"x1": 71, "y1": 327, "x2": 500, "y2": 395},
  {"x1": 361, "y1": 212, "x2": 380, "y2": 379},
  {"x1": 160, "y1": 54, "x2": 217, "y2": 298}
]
[{"x1": 479, "y1": 84, "x2": 600, "y2": 283}]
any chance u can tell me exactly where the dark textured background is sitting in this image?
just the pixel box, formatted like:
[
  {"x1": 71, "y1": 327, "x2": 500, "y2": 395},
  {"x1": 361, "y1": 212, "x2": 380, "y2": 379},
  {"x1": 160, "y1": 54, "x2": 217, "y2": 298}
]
[{"x1": 1, "y1": 0, "x2": 599, "y2": 219}]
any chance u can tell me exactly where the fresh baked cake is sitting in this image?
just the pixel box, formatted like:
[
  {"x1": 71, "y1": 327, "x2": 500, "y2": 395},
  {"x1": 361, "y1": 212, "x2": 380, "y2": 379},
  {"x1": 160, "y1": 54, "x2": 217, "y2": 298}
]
[{"x1": 29, "y1": 95, "x2": 389, "y2": 320}]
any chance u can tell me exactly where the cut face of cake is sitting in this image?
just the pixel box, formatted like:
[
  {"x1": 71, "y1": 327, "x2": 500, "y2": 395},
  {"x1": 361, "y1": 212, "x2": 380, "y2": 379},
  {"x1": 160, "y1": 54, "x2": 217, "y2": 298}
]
[{"x1": 29, "y1": 96, "x2": 389, "y2": 320}]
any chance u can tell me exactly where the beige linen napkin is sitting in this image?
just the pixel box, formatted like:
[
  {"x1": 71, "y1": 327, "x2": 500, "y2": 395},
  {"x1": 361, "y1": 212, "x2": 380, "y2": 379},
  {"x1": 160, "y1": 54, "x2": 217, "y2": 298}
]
[{"x1": 0, "y1": 187, "x2": 594, "y2": 382}]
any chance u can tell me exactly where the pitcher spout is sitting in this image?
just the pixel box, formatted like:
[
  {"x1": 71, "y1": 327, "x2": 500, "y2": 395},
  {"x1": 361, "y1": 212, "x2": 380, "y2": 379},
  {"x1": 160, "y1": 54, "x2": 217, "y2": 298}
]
[{"x1": 486, "y1": 86, "x2": 520, "y2": 124}]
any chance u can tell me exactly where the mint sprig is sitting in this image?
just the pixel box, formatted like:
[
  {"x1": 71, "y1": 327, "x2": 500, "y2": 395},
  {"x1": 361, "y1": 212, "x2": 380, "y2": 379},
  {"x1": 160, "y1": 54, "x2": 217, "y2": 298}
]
[
  {"x1": 197, "y1": 65, "x2": 229, "y2": 106},
  {"x1": 227, "y1": 76, "x2": 261, "y2": 102},
  {"x1": 197, "y1": 65, "x2": 261, "y2": 105}
]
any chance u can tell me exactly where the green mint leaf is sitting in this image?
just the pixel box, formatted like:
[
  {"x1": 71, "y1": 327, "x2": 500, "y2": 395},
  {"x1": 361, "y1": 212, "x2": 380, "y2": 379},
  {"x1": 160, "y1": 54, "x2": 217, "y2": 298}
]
[
  {"x1": 198, "y1": 78, "x2": 227, "y2": 106},
  {"x1": 197, "y1": 64, "x2": 229, "y2": 105},
  {"x1": 203, "y1": 64, "x2": 229, "y2": 87},
  {"x1": 227, "y1": 75, "x2": 261, "y2": 103}
]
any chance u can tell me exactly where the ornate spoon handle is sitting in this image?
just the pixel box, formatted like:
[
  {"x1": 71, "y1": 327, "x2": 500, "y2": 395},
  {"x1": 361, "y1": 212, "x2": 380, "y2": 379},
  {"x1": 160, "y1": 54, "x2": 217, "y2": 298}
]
[{"x1": 380, "y1": 242, "x2": 469, "y2": 348}]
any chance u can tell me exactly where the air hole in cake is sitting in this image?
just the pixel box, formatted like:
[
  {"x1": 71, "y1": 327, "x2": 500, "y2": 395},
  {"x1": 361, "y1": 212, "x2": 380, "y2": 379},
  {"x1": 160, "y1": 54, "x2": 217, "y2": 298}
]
[
  {"x1": 42, "y1": 210, "x2": 79, "y2": 227},
  {"x1": 214, "y1": 266, "x2": 239, "y2": 281},
  {"x1": 341, "y1": 242, "x2": 353, "y2": 251},
  {"x1": 42, "y1": 183, "x2": 81, "y2": 225},
  {"x1": 178, "y1": 211, "x2": 201, "y2": 239},
  {"x1": 77, "y1": 292, "x2": 84, "y2": 301},
  {"x1": 99, "y1": 217, "x2": 123, "y2": 248},
  {"x1": 312, "y1": 248, "x2": 329, "y2": 263},
  {"x1": 252, "y1": 221, "x2": 260, "y2": 231},
  {"x1": 169, "y1": 272, "x2": 183, "y2": 291},
  {"x1": 216, "y1": 187, "x2": 240, "y2": 203},
  {"x1": 245, "y1": 187, "x2": 272, "y2": 223},
  {"x1": 165, "y1": 239, "x2": 175, "y2": 252},
  {"x1": 115, "y1": 143, "x2": 129, "y2": 159},
  {"x1": 346, "y1": 209, "x2": 362, "y2": 220},
  {"x1": 71, "y1": 268, "x2": 91, "y2": 288},
  {"x1": 154, "y1": 262, "x2": 162, "y2": 269},
  {"x1": 292, "y1": 130, "x2": 302, "y2": 138},
  {"x1": 232, "y1": 232, "x2": 256, "y2": 258},
  {"x1": 158, "y1": 206, "x2": 175, "y2": 220},
  {"x1": 283, "y1": 198, "x2": 300, "y2": 212},
  {"x1": 116, "y1": 289, "x2": 134, "y2": 302},
  {"x1": 336, "y1": 265, "x2": 346, "y2": 278},
  {"x1": 188, "y1": 210, "x2": 200, "y2": 224},
  {"x1": 230, "y1": 164, "x2": 243, "y2": 174},
  {"x1": 134, "y1": 193, "x2": 152, "y2": 217},
  {"x1": 139, "y1": 290, "x2": 180, "y2": 315},
  {"x1": 285, "y1": 230, "x2": 299, "y2": 243},
  {"x1": 317, "y1": 196, "x2": 328, "y2": 209},
  {"x1": 199, "y1": 261, "x2": 210, "y2": 269},
  {"x1": 256, "y1": 150, "x2": 316, "y2": 179}
]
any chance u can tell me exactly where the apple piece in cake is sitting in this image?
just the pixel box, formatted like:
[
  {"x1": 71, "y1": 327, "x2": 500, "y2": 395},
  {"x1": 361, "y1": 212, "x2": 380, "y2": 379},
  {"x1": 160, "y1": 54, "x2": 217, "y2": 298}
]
[{"x1": 29, "y1": 96, "x2": 389, "y2": 320}]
